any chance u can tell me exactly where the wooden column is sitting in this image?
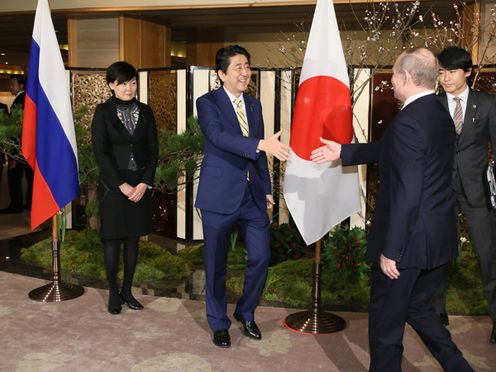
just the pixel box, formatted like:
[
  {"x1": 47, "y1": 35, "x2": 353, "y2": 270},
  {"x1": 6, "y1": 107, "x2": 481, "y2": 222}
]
[
  {"x1": 461, "y1": 1, "x2": 481, "y2": 63},
  {"x1": 186, "y1": 27, "x2": 224, "y2": 67},
  {"x1": 68, "y1": 17, "x2": 119, "y2": 68},
  {"x1": 120, "y1": 16, "x2": 171, "y2": 68}
]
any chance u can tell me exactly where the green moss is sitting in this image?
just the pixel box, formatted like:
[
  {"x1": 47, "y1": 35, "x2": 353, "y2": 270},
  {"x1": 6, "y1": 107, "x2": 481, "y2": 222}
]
[
  {"x1": 178, "y1": 242, "x2": 247, "y2": 270},
  {"x1": 147, "y1": 252, "x2": 190, "y2": 281},
  {"x1": 263, "y1": 259, "x2": 314, "y2": 307},
  {"x1": 446, "y1": 246, "x2": 487, "y2": 315},
  {"x1": 227, "y1": 244, "x2": 248, "y2": 267},
  {"x1": 227, "y1": 259, "x2": 313, "y2": 307},
  {"x1": 227, "y1": 257, "x2": 367, "y2": 310},
  {"x1": 178, "y1": 245, "x2": 204, "y2": 266},
  {"x1": 128, "y1": 263, "x2": 166, "y2": 282},
  {"x1": 20, "y1": 229, "x2": 190, "y2": 282},
  {"x1": 19, "y1": 228, "x2": 488, "y2": 316}
]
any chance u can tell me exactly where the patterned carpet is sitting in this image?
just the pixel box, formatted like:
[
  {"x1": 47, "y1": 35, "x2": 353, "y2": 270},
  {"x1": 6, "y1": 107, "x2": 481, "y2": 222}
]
[{"x1": 0, "y1": 271, "x2": 494, "y2": 372}]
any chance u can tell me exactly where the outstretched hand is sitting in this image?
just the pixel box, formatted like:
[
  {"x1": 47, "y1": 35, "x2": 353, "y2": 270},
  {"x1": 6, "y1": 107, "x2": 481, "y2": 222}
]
[
  {"x1": 310, "y1": 137, "x2": 342, "y2": 163},
  {"x1": 258, "y1": 130, "x2": 290, "y2": 161}
]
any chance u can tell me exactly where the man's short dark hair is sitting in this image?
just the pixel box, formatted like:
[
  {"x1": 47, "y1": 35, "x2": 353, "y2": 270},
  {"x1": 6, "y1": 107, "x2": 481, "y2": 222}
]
[
  {"x1": 105, "y1": 61, "x2": 138, "y2": 85},
  {"x1": 215, "y1": 45, "x2": 251, "y2": 76},
  {"x1": 10, "y1": 74, "x2": 25, "y2": 87},
  {"x1": 437, "y1": 46, "x2": 473, "y2": 71}
]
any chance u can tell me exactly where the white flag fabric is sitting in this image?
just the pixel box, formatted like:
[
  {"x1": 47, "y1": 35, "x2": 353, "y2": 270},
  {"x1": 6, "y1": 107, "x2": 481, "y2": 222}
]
[{"x1": 283, "y1": 0, "x2": 361, "y2": 245}]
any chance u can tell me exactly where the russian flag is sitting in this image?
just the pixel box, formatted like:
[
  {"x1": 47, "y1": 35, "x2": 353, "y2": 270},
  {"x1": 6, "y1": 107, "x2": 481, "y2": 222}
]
[
  {"x1": 22, "y1": 0, "x2": 79, "y2": 230},
  {"x1": 283, "y1": 0, "x2": 360, "y2": 245}
]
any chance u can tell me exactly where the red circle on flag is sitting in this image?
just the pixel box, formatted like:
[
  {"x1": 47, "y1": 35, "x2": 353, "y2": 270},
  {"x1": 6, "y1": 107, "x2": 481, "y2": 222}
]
[{"x1": 290, "y1": 75, "x2": 353, "y2": 160}]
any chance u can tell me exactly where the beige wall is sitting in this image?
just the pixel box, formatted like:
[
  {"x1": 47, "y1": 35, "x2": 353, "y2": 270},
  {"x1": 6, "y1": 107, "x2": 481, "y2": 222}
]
[
  {"x1": 224, "y1": 26, "x2": 436, "y2": 68},
  {"x1": 224, "y1": 25, "x2": 306, "y2": 68}
]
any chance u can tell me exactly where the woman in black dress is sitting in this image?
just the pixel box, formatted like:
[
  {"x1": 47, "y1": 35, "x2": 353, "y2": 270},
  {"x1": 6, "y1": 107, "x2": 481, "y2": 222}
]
[{"x1": 92, "y1": 61, "x2": 158, "y2": 314}]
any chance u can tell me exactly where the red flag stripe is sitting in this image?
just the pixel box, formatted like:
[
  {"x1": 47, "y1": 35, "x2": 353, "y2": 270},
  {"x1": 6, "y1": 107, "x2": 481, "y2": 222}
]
[{"x1": 290, "y1": 75, "x2": 353, "y2": 160}]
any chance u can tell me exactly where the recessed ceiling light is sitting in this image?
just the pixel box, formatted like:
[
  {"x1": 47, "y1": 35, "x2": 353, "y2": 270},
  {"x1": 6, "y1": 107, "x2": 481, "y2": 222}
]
[{"x1": 0, "y1": 53, "x2": 5, "y2": 56}]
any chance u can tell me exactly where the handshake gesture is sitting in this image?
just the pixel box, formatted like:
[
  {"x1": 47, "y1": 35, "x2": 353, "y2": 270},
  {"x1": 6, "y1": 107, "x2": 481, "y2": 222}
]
[
  {"x1": 310, "y1": 137, "x2": 342, "y2": 163},
  {"x1": 258, "y1": 130, "x2": 290, "y2": 161}
]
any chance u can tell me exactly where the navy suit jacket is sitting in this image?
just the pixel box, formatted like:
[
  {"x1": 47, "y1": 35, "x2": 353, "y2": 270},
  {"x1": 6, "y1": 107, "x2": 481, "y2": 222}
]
[
  {"x1": 342, "y1": 94, "x2": 457, "y2": 269},
  {"x1": 195, "y1": 88, "x2": 271, "y2": 214}
]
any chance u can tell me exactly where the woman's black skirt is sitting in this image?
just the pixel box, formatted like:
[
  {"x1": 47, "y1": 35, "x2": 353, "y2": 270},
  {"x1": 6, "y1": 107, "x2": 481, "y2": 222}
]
[{"x1": 98, "y1": 169, "x2": 152, "y2": 240}]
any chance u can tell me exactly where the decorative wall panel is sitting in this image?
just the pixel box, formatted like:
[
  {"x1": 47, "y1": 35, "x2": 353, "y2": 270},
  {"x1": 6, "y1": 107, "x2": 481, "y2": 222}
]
[
  {"x1": 71, "y1": 70, "x2": 110, "y2": 122},
  {"x1": 148, "y1": 70, "x2": 177, "y2": 133}
]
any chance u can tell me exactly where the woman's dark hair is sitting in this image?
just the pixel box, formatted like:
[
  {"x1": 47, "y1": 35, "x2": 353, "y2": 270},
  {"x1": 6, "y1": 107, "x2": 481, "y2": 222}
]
[
  {"x1": 106, "y1": 61, "x2": 138, "y2": 85},
  {"x1": 215, "y1": 45, "x2": 251, "y2": 75},
  {"x1": 437, "y1": 46, "x2": 473, "y2": 72}
]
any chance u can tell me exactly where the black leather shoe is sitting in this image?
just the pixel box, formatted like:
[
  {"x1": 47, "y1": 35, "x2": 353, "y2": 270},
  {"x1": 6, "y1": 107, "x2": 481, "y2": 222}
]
[
  {"x1": 120, "y1": 293, "x2": 144, "y2": 310},
  {"x1": 213, "y1": 329, "x2": 231, "y2": 348},
  {"x1": 107, "y1": 304, "x2": 121, "y2": 315},
  {"x1": 490, "y1": 321, "x2": 496, "y2": 344},
  {"x1": 107, "y1": 292, "x2": 122, "y2": 315},
  {"x1": 439, "y1": 313, "x2": 449, "y2": 326},
  {"x1": 234, "y1": 312, "x2": 262, "y2": 340}
]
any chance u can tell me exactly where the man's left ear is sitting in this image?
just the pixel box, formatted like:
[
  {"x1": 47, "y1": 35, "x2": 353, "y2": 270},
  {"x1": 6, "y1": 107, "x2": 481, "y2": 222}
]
[{"x1": 217, "y1": 70, "x2": 226, "y2": 83}]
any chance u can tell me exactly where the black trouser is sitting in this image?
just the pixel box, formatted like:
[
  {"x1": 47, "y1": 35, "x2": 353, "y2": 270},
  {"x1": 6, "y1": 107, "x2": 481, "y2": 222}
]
[
  {"x1": 433, "y1": 193, "x2": 496, "y2": 321},
  {"x1": 369, "y1": 264, "x2": 473, "y2": 372},
  {"x1": 6, "y1": 158, "x2": 33, "y2": 210},
  {"x1": 7, "y1": 159, "x2": 23, "y2": 210}
]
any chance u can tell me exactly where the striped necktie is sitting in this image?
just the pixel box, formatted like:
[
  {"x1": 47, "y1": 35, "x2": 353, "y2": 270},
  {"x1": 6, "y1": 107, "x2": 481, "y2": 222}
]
[
  {"x1": 453, "y1": 97, "x2": 463, "y2": 134},
  {"x1": 234, "y1": 97, "x2": 249, "y2": 136}
]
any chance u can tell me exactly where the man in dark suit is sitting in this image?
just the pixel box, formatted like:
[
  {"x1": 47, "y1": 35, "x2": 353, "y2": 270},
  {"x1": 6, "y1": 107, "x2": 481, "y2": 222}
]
[
  {"x1": 433, "y1": 46, "x2": 496, "y2": 343},
  {"x1": 0, "y1": 102, "x2": 8, "y2": 186},
  {"x1": 311, "y1": 48, "x2": 473, "y2": 371},
  {"x1": 10, "y1": 75, "x2": 26, "y2": 108},
  {"x1": 195, "y1": 45, "x2": 289, "y2": 348},
  {"x1": 0, "y1": 75, "x2": 33, "y2": 214}
]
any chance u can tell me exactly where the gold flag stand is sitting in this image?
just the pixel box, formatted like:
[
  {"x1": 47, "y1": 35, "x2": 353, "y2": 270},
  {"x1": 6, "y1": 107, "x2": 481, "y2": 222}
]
[
  {"x1": 28, "y1": 215, "x2": 84, "y2": 302},
  {"x1": 283, "y1": 240, "x2": 346, "y2": 334}
]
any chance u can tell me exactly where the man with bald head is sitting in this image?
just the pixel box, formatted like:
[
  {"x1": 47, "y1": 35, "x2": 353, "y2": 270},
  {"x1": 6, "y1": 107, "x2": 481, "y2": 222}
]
[{"x1": 311, "y1": 48, "x2": 473, "y2": 371}]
